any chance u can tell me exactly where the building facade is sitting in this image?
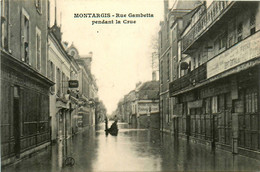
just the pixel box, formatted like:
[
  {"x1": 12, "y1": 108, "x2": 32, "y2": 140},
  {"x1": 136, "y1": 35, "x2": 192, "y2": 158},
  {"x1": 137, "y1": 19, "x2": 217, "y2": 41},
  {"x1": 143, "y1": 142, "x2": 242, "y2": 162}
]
[
  {"x1": 113, "y1": 81, "x2": 160, "y2": 129},
  {"x1": 134, "y1": 81, "x2": 160, "y2": 129},
  {"x1": 169, "y1": 1, "x2": 260, "y2": 158},
  {"x1": 159, "y1": 0, "x2": 201, "y2": 133},
  {"x1": 1, "y1": 0, "x2": 54, "y2": 165},
  {"x1": 67, "y1": 45, "x2": 97, "y2": 127},
  {"x1": 48, "y1": 24, "x2": 80, "y2": 143}
]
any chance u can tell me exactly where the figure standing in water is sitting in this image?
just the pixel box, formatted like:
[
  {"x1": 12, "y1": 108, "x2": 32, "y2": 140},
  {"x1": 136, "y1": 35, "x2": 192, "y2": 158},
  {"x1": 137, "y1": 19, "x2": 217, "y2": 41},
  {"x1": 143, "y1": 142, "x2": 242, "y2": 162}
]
[
  {"x1": 114, "y1": 115, "x2": 118, "y2": 122},
  {"x1": 105, "y1": 116, "x2": 108, "y2": 136}
]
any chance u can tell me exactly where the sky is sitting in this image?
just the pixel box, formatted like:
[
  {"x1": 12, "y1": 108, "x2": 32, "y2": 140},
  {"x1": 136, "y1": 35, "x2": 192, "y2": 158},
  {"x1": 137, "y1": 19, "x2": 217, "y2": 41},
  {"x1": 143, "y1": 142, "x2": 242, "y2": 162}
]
[{"x1": 50, "y1": 0, "x2": 164, "y2": 114}]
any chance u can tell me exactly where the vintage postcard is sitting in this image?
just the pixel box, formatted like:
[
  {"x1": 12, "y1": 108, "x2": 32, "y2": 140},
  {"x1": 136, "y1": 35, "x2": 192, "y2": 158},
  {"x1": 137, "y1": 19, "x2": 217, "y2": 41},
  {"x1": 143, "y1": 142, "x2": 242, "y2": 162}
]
[{"x1": 1, "y1": 0, "x2": 260, "y2": 171}]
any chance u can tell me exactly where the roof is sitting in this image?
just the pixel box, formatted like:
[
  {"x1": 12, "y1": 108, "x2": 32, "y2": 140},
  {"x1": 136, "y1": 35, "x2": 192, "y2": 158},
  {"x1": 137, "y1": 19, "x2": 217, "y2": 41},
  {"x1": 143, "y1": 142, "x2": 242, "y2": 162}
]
[
  {"x1": 136, "y1": 81, "x2": 159, "y2": 100},
  {"x1": 137, "y1": 80, "x2": 159, "y2": 91},
  {"x1": 171, "y1": 0, "x2": 203, "y2": 11}
]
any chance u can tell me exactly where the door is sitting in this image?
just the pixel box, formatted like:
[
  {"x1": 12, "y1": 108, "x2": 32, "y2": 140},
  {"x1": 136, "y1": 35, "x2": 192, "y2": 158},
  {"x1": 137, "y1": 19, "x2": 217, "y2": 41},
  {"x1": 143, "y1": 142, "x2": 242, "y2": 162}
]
[
  {"x1": 160, "y1": 100, "x2": 163, "y2": 131},
  {"x1": 13, "y1": 86, "x2": 20, "y2": 157},
  {"x1": 240, "y1": 87, "x2": 259, "y2": 150}
]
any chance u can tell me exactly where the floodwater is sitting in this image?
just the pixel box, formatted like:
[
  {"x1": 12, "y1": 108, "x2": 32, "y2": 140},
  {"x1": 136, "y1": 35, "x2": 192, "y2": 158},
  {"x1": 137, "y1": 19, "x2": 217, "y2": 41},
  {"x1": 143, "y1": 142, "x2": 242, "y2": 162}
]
[{"x1": 3, "y1": 122, "x2": 260, "y2": 172}]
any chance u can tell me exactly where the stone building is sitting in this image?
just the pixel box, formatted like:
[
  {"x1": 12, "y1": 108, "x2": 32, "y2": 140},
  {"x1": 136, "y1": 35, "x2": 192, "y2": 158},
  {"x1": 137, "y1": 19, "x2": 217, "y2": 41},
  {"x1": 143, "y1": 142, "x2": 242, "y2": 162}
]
[
  {"x1": 159, "y1": 0, "x2": 201, "y2": 133},
  {"x1": 1, "y1": 0, "x2": 54, "y2": 165},
  {"x1": 114, "y1": 81, "x2": 159, "y2": 129},
  {"x1": 124, "y1": 90, "x2": 136, "y2": 124},
  {"x1": 66, "y1": 45, "x2": 97, "y2": 127},
  {"x1": 169, "y1": 1, "x2": 260, "y2": 158},
  {"x1": 48, "y1": 23, "x2": 80, "y2": 143},
  {"x1": 133, "y1": 81, "x2": 160, "y2": 129}
]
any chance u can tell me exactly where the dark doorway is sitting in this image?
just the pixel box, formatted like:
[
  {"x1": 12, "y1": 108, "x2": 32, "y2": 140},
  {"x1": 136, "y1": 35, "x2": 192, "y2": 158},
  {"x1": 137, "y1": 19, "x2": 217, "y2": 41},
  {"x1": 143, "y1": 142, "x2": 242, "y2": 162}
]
[{"x1": 13, "y1": 86, "x2": 20, "y2": 157}]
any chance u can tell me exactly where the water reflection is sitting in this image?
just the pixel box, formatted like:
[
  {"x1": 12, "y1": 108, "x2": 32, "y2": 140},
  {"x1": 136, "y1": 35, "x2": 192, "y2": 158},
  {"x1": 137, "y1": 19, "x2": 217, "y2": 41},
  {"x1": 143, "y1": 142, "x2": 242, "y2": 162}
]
[{"x1": 3, "y1": 122, "x2": 260, "y2": 172}]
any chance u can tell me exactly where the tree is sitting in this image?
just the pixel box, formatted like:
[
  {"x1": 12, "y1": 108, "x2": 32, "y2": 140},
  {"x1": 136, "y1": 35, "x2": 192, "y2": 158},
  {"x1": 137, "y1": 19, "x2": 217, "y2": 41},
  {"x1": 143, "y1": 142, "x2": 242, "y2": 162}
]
[{"x1": 150, "y1": 34, "x2": 159, "y2": 80}]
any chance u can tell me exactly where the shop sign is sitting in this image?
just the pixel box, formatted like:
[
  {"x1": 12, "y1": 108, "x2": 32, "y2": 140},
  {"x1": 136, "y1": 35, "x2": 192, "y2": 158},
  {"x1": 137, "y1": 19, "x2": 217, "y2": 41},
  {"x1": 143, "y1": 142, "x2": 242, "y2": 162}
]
[
  {"x1": 207, "y1": 31, "x2": 260, "y2": 78},
  {"x1": 188, "y1": 100, "x2": 203, "y2": 109},
  {"x1": 69, "y1": 80, "x2": 79, "y2": 88},
  {"x1": 138, "y1": 103, "x2": 159, "y2": 114},
  {"x1": 200, "y1": 83, "x2": 230, "y2": 98}
]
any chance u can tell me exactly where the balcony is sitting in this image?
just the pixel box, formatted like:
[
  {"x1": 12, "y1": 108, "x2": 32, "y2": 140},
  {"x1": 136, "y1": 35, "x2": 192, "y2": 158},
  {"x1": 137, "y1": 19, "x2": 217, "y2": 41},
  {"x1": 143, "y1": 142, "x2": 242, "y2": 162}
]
[
  {"x1": 169, "y1": 63, "x2": 207, "y2": 94},
  {"x1": 182, "y1": 1, "x2": 233, "y2": 52},
  {"x1": 170, "y1": 30, "x2": 260, "y2": 95}
]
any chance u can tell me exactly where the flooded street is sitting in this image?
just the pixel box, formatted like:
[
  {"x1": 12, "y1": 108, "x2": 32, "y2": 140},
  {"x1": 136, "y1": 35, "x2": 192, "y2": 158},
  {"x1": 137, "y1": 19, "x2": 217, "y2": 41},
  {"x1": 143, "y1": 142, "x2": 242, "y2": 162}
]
[{"x1": 3, "y1": 123, "x2": 260, "y2": 172}]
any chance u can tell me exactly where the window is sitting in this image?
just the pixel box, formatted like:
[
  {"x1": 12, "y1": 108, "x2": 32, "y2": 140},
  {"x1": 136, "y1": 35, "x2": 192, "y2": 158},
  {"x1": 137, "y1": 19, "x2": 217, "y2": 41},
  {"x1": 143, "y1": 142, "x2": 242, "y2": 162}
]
[
  {"x1": 212, "y1": 96, "x2": 218, "y2": 113},
  {"x1": 36, "y1": 27, "x2": 41, "y2": 71},
  {"x1": 218, "y1": 34, "x2": 227, "y2": 50},
  {"x1": 245, "y1": 88, "x2": 258, "y2": 113},
  {"x1": 1, "y1": 0, "x2": 9, "y2": 50},
  {"x1": 167, "y1": 53, "x2": 170, "y2": 80},
  {"x1": 62, "y1": 72, "x2": 65, "y2": 94},
  {"x1": 188, "y1": 61, "x2": 191, "y2": 73},
  {"x1": 198, "y1": 54, "x2": 201, "y2": 66},
  {"x1": 205, "y1": 98, "x2": 211, "y2": 114},
  {"x1": 178, "y1": 41, "x2": 181, "y2": 61},
  {"x1": 71, "y1": 51, "x2": 75, "y2": 57},
  {"x1": 237, "y1": 22, "x2": 243, "y2": 42},
  {"x1": 160, "y1": 60, "x2": 163, "y2": 84},
  {"x1": 35, "y1": 0, "x2": 42, "y2": 13},
  {"x1": 49, "y1": 61, "x2": 55, "y2": 92},
  {"x1": 250, "y1": 13, "x2": 256, "y2": 35},
  {"x1": 168, "y1": 98, "x2": 171, "y2": 123},
  {"x1": 66, "y1": 76, "x2": 69, "y2": 94},
  {"x1": 56, "y1": 68, "x2": 61, "y2": 96},
  {"x1": 228, "y1": 37, "x2": 233, "y2": 48},
  {"x1": 193, "y1": 57, "x2": 196, "y2": 70},
  {"x1": 21, "y1": 9, "x2": 30, "y2": 64}
]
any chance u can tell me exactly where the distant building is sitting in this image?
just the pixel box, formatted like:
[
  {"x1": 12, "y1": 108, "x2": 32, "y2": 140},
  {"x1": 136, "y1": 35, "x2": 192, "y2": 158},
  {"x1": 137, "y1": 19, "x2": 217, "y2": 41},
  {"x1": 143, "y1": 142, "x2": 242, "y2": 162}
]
[
  {"x1": 95, "y1": 100, "x2": 107, "y2": 124},
  {"x1": 67, "y1": 45, "x2": 97, "y2": 127},
  {"x1": 116, "y1": 98, "x2": 124, "y2": 122},
  {"x1": 124, "y1": 90, "x2": 136, "y2": 124},
  {"x1": 114, "y1": 81, "x2": 159, "y2": 128},
  {"x1": 1, "y1": 0, "x2": 54, "y2": 166},
  {"x1": 133, "y1": 81, "x2": 160, "y2": 129}
]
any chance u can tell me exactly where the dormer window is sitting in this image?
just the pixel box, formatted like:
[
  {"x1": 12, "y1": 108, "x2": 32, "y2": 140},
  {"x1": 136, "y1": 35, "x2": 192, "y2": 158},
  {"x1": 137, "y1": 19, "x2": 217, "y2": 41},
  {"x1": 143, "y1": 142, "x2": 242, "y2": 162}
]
[{"x1": 71, "y1": 51, "x2": 75, "y2": 57}]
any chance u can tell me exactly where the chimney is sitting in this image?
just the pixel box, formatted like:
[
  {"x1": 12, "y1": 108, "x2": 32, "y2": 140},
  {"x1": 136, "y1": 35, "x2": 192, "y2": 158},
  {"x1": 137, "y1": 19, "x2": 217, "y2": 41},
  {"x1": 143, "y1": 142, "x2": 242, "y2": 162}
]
[
  {"x1": 164, "y1": 0, "x2": 169, "y2": 21},
  {"x1": 152, "y1": 71, "x2": 157, "y2": 81},
  {"x1": 135, "y1": 81, "x2": 142, "y2": 88},
  {"x1": 83, "y1": 52, "x2": 93, "y2": 71}
]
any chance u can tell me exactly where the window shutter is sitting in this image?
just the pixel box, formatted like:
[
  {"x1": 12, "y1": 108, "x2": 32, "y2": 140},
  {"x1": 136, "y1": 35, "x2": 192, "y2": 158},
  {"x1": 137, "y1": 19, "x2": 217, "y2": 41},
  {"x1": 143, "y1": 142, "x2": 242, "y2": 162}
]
[{"x1": 21, "y1": 13, "x2": 25, "y2": 61}]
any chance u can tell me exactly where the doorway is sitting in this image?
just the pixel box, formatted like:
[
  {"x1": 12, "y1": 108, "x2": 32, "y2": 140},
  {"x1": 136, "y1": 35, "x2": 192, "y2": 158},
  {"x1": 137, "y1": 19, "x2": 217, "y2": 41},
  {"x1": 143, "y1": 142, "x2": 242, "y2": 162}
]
[{"x1": 13, "y1": 86, "x2": 20, "y2": 157}]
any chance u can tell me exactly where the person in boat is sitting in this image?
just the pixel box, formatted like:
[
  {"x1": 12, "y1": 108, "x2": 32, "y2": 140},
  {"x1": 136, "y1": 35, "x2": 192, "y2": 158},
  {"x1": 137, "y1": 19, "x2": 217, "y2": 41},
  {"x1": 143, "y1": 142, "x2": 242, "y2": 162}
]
[
  {"x1": 114, "y1": 115, "x2": 118, "y2": 122},
  {"x1": 110, "y1": 120, "x2": 118, "y2": 131},
  {"x1": 106, "y1": 115, "x2": 118, "y2": 134}
]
